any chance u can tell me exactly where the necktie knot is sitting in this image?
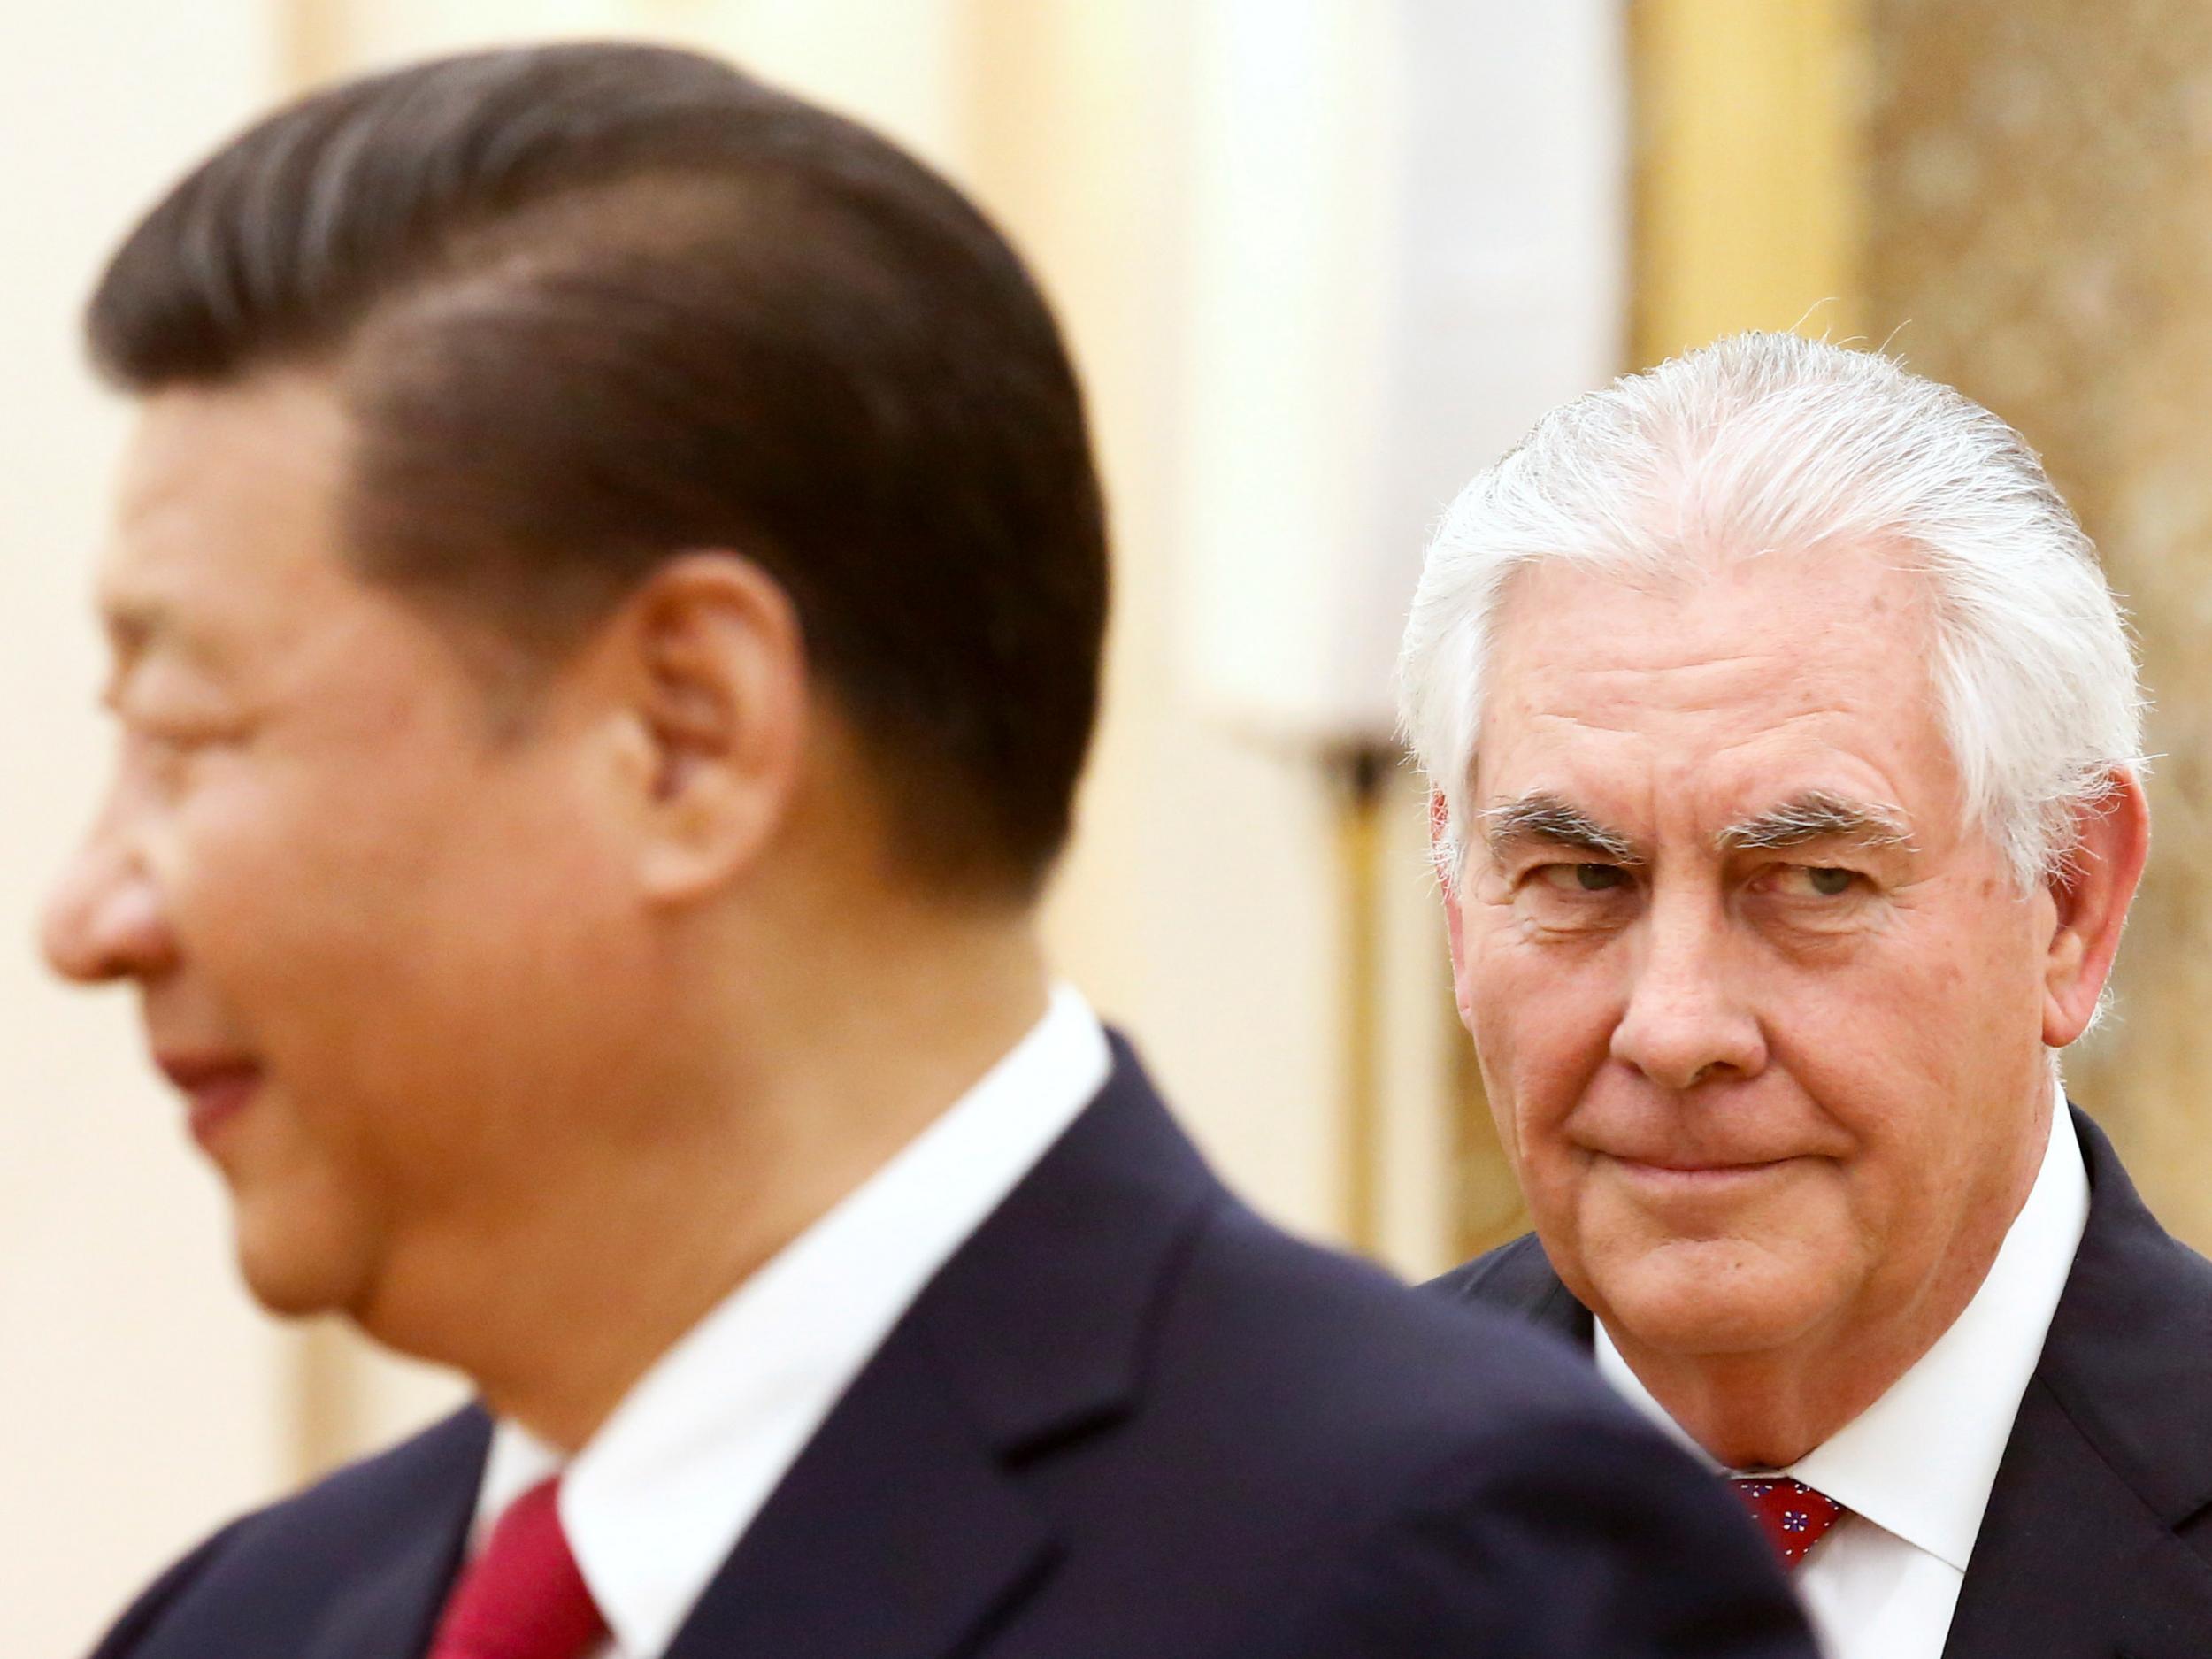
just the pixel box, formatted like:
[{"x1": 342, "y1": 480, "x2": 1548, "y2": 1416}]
[
  {"x1": 427, "y1": 1475, "x2": 607, "y2": 1659},
  {"x1": 1727, "y1": 1474, "x2": 1846, "y2": 1571}
]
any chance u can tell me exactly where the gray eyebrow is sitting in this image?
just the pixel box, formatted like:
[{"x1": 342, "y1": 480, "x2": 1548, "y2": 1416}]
[
  {"x1": 1717, "y1": 791, "x2": 1916, "y2": 856},
  {"x1": 1479, "y1": 793, "x2": 1640, "y2": 863}
]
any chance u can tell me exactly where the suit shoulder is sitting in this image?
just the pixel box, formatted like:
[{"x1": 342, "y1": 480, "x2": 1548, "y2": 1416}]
[
  {"x1": 85, "y1": 1519, "x2": 246, "y2": 1659},
  {"x1": 85, "y1": 1404, "x2": 487, "y2": 1655},
  {"x1": 2039, "y1": 1111, "x2": 2212, "y2": 1526},
  {"x1": 1245, "y1": 1403, "x2": 1815, "y2": 1659},
  {"x1": 1424, "y1": 1231, "x2": 1551, "y2": 1305},
  {"x1": 241, "y1": 1399, "x2": 488, "y2": 1540},
  {"x1": 1164, "y1": 1201, "x2": 1626, "y2": 1465},
  {"x1": 1171, "y1": 1210, "x2": 1813, "y2": 1656},
  {"x1": 2059, "y1": 1106, "x2": 2212, "y2": 1374}
]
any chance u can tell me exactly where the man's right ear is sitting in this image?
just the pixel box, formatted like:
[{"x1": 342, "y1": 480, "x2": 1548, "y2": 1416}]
[
  {"x1": 588, "y1": 551, "x2": 811, "y2": 904},
  {"x1": 1428, "y1": 788, "x2": 1455, "y2": 887},
  {"x1": 1431, "y1": 790, "x2": 1478, "y2": 1030}
]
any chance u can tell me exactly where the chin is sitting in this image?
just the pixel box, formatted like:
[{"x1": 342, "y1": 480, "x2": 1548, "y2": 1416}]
[
  {"x1": 231, "y1": 1206, "x2": 378, "y2": 1320},
  {"x1": 1586, "y1": 1234, "x2": 1839, "y2": 1357}
]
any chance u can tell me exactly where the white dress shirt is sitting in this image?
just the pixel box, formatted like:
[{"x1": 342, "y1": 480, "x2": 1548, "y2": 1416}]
[
  {"x1": 467, "y1": 984, "x2": 1112, "y2": 1659},
  {"x1": 1596, "y1": 1083, "x2": 2089, "y2": 1659}
]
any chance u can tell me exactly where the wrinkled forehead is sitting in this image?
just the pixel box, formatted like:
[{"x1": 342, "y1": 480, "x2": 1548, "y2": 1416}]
[
  {"x1": 1497, "y1": 534, "x2": 1930, "y2": 651},
  {"x1": 1481, "y1": 542, "x2": 1939, "y2": 716},
  {"x1": 1472, "y1": 546, "x2": 1955, "y2": 834}
]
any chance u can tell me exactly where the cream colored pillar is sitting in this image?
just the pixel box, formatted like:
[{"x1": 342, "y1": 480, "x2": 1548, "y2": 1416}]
[
  {"x1": 1632, "y1": 0, "x2": 1864, "y2": 364},
  {"x1": 0, "y1": 8, "x2": 301, "y2": 1653}
]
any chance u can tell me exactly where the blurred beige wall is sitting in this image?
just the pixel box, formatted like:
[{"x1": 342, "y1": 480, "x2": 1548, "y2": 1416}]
[{"x1": 0, "y1": 8, "x2": 296, "y2": 1655}]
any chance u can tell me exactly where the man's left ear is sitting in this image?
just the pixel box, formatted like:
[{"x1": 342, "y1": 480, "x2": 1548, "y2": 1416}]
[
  {"x1": 1428, "y1": 789, "x2": 1479, "y2": 1031},
  {"x1": 600, "y1": 552, "x2": 809, "y2": 903},
  {"x1": 2042, "y1": 768, "x2": 2151, "y2": 1047}
]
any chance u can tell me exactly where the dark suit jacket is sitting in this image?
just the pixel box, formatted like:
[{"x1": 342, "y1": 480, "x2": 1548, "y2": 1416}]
[
  {"x1": 94, "y1": 1040, "x2": 1813, "y2": 1659},
  {"x1": 1430, "y1": 1106, "x2": 2212, "y2": 1659}
]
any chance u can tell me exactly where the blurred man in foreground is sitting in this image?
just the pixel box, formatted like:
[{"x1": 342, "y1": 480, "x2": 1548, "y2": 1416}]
[
  {"x1": 42, "y1": 42, "x2": 1812, "y2": 1659},
  {"x1": 1406, "y1": 332, "x2": 2212, "y2": 1657}
]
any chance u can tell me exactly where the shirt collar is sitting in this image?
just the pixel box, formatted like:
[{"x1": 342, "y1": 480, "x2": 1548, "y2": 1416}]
[
  {"x1": 1597, "y1": 1079, "x2": 2088, "y2": 1572},
  {"x1": 473, "y1": 984, "x2": 1111, "y2": 1657}
]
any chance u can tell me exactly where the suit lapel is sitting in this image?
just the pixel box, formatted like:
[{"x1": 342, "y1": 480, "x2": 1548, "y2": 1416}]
[
  {"x1": 659, "y1": 1331, "x2": 1058, "y2": 1659},
  {"x1": 1941, "y1": 1376, "x2": 2212, "y2": 1659},
  {"x1": 1432, "y1": 1230, "x2": 1593, "y2": 1349},
  {"x1": 298, "y1": 1513, "x2": 473, "y2": 1659},
  {"x1": 664, "y1": 1041, "x2": 1221, "y2": 1659},
  {"x1": 300, "y1": 1408, "x2": 488, "y2": 1659},
  {"x1": 1942, "y1": 1110, "x2": 2212, "y2": 1658}
]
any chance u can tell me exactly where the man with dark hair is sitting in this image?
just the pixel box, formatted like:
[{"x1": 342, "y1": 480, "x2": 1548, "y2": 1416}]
[{"x1": 44, "y1": 42, "x2": 1811, "y2": 1659}]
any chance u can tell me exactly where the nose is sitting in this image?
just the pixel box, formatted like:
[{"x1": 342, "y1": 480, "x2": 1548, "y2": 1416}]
[
  {"x1": 41, "y1": 812, "x2": 177, "y2": 985},
  {"x1": 1609, "y1": 886, "x2": 1766, "y2": 1090}
]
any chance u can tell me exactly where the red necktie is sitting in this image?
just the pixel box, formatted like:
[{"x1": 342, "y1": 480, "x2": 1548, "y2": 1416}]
[
  {"x1": 1728, "y1": 1475, "x2": 1846, "y2": 1571},
  {"x1": 426, "y1": 1475, "x2": 608, "y2": 1659}
]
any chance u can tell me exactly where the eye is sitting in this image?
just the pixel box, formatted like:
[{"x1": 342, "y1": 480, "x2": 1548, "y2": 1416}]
[
  {"x1": 1772, "y1": 864, "x2": 1858, "y2": 898},
  {"x1": 131, "y1": 718, "x2": 219, "y2": 753},
  {"x1": 118, "y1": 709, "x2": 250, "y2": 774},
  {"x1": 1535, "y1": 862, "x2": 1631, "y2": 894}
]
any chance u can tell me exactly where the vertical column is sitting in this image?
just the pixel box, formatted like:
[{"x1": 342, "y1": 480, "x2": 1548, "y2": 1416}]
[
  {"x1": 1632, "y1": 0, "x2": 1865, "y2": 364},
  {"x1": 1861, "y1": 0, "x2": 2212, "y2": 1252},
  {"x1": 0, "y1": 7, "x2": 296, "y2": 1650}
]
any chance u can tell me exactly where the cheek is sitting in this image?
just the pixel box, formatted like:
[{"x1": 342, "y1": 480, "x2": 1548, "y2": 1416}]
[
  {"x1": 167, "y1": 741, "x2": 629, "y2": 1079},
  {"x1": 169, "y1": 758, "x2": 451, "y2": 983},
  {"x1": 162, "y1": 775, "x2": 455, "y2": 1186},
  {"x1": 1751, "y1": 915, "x2": 2050, "y2": 1284},
  {"x1": 1769, "y1": 908, "x2": 2046, "y2": 1163},
  {"x1": 1460, "y1": 912, "x2": 1621, "y2": 1161}
]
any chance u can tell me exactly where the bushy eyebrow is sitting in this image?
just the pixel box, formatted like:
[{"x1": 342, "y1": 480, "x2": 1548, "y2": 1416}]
[
  {"x1": 1717, "y1": 790, "x2": 1915, "y2": 856},
  {"x1": 1479, "y1": 792, "x2": 1640, "y2": 864}
]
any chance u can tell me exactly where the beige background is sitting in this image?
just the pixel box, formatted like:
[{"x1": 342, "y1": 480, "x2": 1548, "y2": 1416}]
[{"x1": 0, "y1": 4, "x2": 299, "y2": 1649}]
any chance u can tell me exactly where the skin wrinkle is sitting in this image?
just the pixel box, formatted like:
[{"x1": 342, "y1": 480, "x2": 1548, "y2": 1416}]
[
  {"x1": 1402, "y1": 337, "x2": 2147, "y2": 906},
  {"x1": 1497, "y1": 706, "x2": 1926, "y2": 890},
  {"x1": 1440, "y1": 542, "x2": 2147, "y2": 1469}
]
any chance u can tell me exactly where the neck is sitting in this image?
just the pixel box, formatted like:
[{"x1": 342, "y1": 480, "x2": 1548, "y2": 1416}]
[
  {"x1": 1612, "y1": 1320, "x2": 1947, "y2": 1470},
  {"x1": 364, "y1": 898, "x2": 1051, "y2": 1451}
]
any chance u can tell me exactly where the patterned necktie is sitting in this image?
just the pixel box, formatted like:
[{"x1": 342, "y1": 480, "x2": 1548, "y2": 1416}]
[
  {"x1": 426, "y1": 1475, "x2": 607, "y2": 1659},
  {"x1": 1728, "y1": 1475, "x2": 1847, "y2": 1571}
]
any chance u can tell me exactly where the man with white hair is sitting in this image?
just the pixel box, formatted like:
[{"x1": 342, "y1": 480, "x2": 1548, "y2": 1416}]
[{"x1": 1408, "y1": 332, "x2": 2212, "y2": 1658}]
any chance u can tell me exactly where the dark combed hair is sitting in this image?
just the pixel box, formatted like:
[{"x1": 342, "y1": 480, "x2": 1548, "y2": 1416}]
[{"x1": 88, "y1": 41, "x2": 1108, "y2": 900}]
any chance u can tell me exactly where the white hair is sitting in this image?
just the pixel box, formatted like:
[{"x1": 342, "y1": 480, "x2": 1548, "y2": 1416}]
[{"x1": 1397, "y1": 332, "x2": 2145, "y2": 889}]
